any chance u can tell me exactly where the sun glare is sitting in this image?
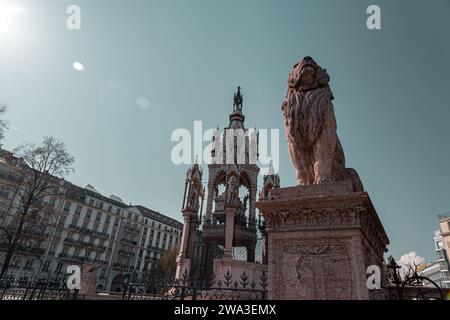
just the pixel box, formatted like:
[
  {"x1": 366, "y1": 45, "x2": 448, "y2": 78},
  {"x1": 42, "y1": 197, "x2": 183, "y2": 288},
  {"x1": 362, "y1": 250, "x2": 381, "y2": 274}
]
[{"x1": 0, "y1": 4, "x2": 25, "y2": 40}]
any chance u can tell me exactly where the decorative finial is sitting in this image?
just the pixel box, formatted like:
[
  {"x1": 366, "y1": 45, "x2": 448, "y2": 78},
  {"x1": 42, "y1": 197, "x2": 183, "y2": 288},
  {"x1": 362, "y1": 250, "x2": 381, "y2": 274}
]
[{"x1": 233, "y1": 86, "x2": 243, "y2": 112}]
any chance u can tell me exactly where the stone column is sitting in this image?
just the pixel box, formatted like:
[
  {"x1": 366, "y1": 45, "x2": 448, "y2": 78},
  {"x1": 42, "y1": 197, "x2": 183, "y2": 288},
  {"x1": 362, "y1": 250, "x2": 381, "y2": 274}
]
[
  {"x1": 249, "y1": 187, "x2": 257, "y2": 227},
  {"x1": 178, "y1": 212, "x2": 191, "y2": 258},
  {"x1": 176, "y1": 211, "x2": 193, "y2": 280},
  {"x1": 205, "y1": 184, "x2": 215, "y2": 223},
  {"x1": 262, "y1": 228, "x2": 269, "y2": 265},
  {"x1": 187, "y1": 217, "x2": 197, "y2": 259},
  {"x1": 223, "y1": 207, "x2": 236, "y2": 259}
]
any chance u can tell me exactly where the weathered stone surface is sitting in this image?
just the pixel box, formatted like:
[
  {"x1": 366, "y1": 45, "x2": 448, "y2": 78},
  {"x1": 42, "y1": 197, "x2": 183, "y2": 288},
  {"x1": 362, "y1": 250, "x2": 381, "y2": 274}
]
[
  {"x1": 268, "y1": 179, "x2": 354, "y2": 200},
  {"x1": 80, "y1": 265, "x2": 98, "y2": 296},
  {"x1": 256, "y1": 183, "x2": 389, "y2": 300}
]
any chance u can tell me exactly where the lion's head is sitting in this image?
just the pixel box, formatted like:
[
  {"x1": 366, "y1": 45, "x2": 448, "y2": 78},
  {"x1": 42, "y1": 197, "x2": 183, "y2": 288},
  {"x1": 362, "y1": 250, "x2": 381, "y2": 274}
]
[{"x1": 287, "y1": 56, "x2": 330, "y2": 92}]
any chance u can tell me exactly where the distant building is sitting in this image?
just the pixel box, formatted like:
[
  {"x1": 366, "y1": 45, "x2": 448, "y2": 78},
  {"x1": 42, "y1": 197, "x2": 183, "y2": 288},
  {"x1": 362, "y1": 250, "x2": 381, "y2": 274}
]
[
  {"x1": 417, "y1": 261, "x2": 448, "y2": 289},
  {"x1": 417, "y1": 215, "x2": 450, "y2": 289},
  {"x1": 437, "y1": 213, "x2": 450, "y2": 270},
  {"x1": 0, "y1": 148, "x2": 183, "y2": 292},
  {"x1": 432, "y1": 220, "x2": 450, "y2": 288}
]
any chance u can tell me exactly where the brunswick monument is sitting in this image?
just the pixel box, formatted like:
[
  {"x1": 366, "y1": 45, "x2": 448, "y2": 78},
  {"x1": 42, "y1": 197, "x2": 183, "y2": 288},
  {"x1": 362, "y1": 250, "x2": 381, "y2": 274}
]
[
  {"x1": 256, "y1": 56, "x2": 389, "y2": 300},
  {"x1": 175, "y1": 56, "x2": 390, "y2": 300}
]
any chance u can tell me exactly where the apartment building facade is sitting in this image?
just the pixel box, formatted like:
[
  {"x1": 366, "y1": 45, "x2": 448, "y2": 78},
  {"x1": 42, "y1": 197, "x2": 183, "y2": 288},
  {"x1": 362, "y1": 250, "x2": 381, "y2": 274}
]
[{"x1": 0, "y1": 148, "x2": 183, "y2": 292}]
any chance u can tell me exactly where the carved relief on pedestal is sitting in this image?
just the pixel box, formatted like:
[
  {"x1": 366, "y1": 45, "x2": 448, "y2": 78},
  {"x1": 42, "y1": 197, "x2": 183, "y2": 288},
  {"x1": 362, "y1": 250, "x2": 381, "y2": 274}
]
[
  {"x1": 263, "y1": 206, "x2": 363, "y2": 230},
  {"x1": 276, "y1": 242, "x2": 353, "y2": 300}
]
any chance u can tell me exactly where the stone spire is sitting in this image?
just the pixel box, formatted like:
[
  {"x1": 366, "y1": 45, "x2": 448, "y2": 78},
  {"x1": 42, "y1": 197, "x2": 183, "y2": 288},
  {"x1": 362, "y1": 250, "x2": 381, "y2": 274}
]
[
  {"x1": 186, "y1": 156, "x2": 202, "y2": 182},
  {"x1": 260, "y1": 160, "x2": 280, "y2": 200},
  {"x1": 228, "y1": 86, "x2": 245, "y2": 130},
  {"x1": 182, "y1": 160, "x2": 203, "y2": 212}
]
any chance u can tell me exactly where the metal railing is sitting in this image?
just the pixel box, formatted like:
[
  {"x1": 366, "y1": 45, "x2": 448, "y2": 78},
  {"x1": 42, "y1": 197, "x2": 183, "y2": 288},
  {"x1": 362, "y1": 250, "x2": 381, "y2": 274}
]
[
  {"x1": 0, "y1": 278, "x2": 79, "y2": 300},
  {"x1": 122, "y1": 269, "x2": 268, "y2": 301}
]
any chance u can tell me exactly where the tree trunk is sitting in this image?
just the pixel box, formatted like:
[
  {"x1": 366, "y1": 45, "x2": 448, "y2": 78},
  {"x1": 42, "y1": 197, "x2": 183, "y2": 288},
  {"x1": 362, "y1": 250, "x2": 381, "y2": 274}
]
[{"x1": 0, "y1": 209, "x2": 28, "y2": 279}]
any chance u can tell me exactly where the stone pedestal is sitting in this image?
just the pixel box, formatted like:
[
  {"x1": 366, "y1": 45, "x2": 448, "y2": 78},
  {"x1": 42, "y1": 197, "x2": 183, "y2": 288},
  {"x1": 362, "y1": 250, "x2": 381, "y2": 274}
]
[
  {"x1": 255, "y1": 180, "x2": 389, "y2": 300},
  {"x1": 79, "y1": 265, "x2": 98, "y2": 296},
  {"x1": 175, "y1": 257, "x2": 192, "y2": 281}
]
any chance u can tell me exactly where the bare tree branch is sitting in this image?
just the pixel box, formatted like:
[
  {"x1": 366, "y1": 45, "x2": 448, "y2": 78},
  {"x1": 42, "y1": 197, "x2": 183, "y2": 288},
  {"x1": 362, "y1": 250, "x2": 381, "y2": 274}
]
[{"x1": 0, "y1": 136, "x2": 74, "y2": 278}]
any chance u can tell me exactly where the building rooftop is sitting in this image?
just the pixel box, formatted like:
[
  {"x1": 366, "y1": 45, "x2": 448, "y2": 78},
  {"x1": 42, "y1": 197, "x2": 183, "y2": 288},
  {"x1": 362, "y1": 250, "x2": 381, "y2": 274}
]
[{"x1": 130, "y1": 205, "x2": 183, "y2": 229}]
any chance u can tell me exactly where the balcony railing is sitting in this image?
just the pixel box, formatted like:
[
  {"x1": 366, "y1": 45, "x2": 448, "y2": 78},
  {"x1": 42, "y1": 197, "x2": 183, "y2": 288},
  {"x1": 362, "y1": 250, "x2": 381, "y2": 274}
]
[
  {"x1": 16, "y1": 246, "x2": 46, "y2": 256},
  {"x1": 67, "y1": 224, "x2": 80, "y2": 231},
  {"x1": 121, "y1": 238, "x2": 137, "y2": 246}
]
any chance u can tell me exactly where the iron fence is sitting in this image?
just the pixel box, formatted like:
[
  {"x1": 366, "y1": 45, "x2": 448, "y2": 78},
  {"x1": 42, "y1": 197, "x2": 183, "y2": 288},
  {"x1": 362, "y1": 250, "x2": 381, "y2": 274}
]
[
  {"x1": 122, "y1": 269, "x2": 268, "y2": 301},
  {"x1": 0, "y1": 278, "x2": 79, "y2": 300}
]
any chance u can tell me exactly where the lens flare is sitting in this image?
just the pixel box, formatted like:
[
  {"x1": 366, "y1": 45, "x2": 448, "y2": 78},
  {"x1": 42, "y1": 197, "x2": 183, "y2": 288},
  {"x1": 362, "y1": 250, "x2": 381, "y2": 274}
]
[{"x1": 73, "y1": 62, "x2": 85, "y2": 72}]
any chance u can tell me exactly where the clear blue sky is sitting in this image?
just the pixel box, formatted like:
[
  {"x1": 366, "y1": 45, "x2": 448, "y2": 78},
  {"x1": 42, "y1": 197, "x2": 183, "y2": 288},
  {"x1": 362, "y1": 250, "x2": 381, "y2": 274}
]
[{"x1": 1, "y1": 0, "x2": 449, "y2": 262}]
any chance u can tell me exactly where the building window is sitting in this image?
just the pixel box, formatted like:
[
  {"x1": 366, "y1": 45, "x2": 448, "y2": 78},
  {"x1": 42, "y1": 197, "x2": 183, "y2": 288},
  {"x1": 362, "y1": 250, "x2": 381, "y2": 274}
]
[
  {"x1": 49, "y1": 197, "x2": 56, "y2": 207},
  {"x1": 0, "y1": 186, "x2": 9, "y2": 198},
  {"x1": 56, "y1": 262, "x2": 64, "y2": 274},
  {"x1": 71, "y1": 215, "x2": 79, "y2": 226},
  {"x1": 63, "y1": 202, "x2": 71, "y2": 212},
  {"x1": 24, "y1": 258, "x2": 34, "y2": 270},
  {"x1": 43, "y1": 260, "x2": 50, "y2": 272},
  {"x1": 82, "y1": 219, "x2": 89, "y2": 229}
]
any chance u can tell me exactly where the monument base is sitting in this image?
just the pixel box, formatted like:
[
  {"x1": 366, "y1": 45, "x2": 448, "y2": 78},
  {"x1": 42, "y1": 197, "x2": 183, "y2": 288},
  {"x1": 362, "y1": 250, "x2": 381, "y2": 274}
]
[
  {"x1": 175, "y1": 257, "x2": 192, "y2": 281},
  {"x1": 213, "y1": 258, "x2": 268, "y2": 291},
  {"x1": 79, "y1": 265, "x2": 98, "y2": 296},
  {"x1": 256, "y1": 180, "x2": 389, "y2": 300}
]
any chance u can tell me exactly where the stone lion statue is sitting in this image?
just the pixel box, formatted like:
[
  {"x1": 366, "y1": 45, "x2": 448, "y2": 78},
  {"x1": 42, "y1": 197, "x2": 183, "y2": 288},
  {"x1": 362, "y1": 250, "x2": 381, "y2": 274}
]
[{"x1": 281, "y1": 56, "x2": 363, "y2": 191}]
